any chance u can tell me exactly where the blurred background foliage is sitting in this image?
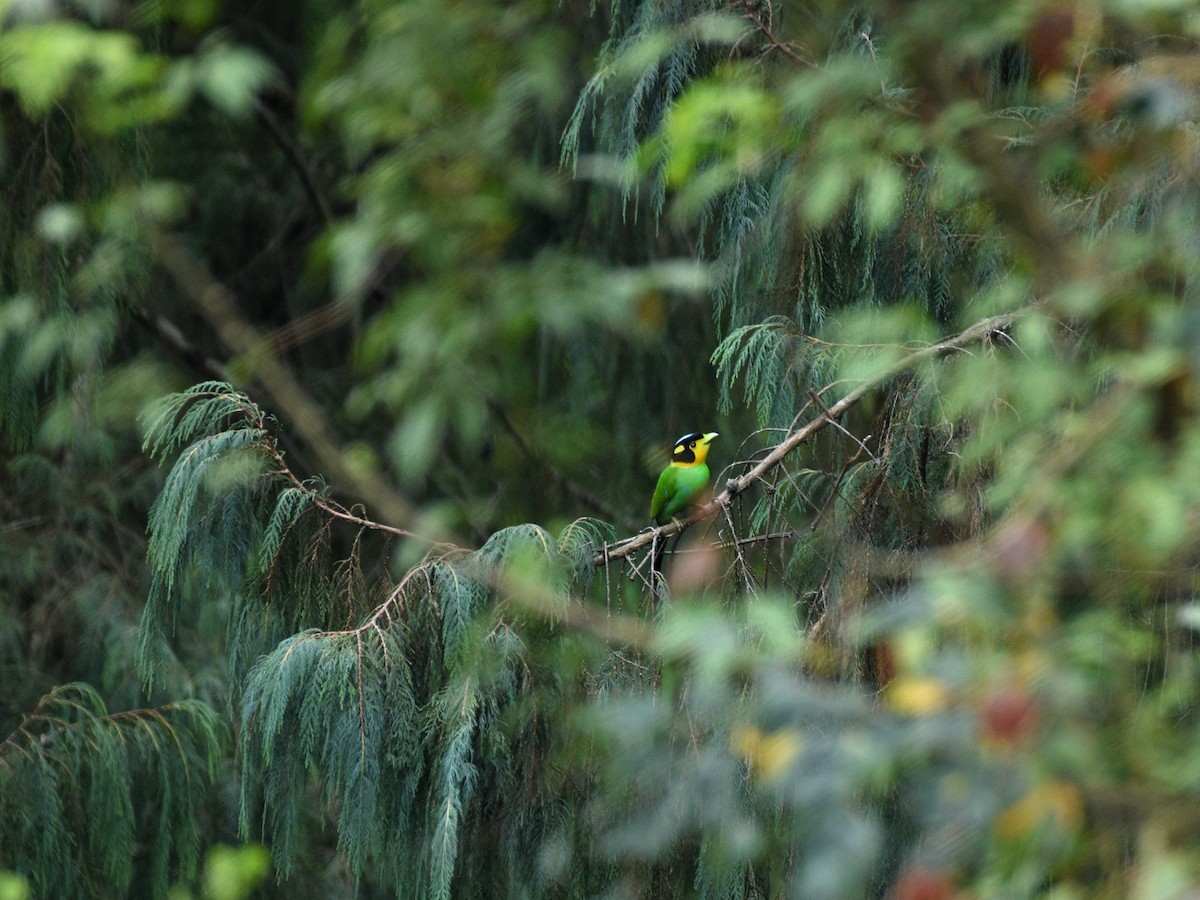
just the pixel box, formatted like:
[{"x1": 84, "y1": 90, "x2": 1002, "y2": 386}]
[{"x1": 5, "y1": 0, "x2": 1200, "y2": 896}]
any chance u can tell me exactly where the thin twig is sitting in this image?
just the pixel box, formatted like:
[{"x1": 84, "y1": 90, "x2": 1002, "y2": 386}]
[
  {"x1": 808, "y1": 389, "x2": 876, "y2": 461},
  {"x1": 254, "y1": 100, "x2": 334, "y2": 225},
  {"x1": 743, "y1": 8, "x2": 813, "y2": 68}
]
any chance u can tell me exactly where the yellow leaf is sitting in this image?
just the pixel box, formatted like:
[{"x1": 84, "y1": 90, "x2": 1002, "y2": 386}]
[
  {"x1": 887, "y1": 676, "x2": 951, "y2": 716},
  {"x1": 730, "y1": 724, "x2": 803, "y2": 780},
  {"x1": 995, "y1": 780, "x2": 1085, "y2": 840}
]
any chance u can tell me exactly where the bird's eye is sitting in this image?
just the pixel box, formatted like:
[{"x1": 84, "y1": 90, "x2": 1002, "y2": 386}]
[{"x1": 689, "y1": 441, "x2": 696, "y2": 448}]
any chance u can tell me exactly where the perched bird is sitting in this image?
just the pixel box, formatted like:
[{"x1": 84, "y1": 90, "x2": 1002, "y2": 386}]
[{"x1": 650, "y1": 431, "x2": 718, "y2": 576}]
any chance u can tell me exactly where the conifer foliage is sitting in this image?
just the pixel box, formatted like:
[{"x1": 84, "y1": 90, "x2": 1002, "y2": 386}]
[
  {"x1": 7, "y1": 0, "x2": 1200, "y2": 897},
  {"x1": 0, "y1": 685, "x2": 222, "y2": 898}
]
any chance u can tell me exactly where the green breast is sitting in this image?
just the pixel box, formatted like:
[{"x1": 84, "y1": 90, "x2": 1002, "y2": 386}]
[{"x1": 651, "y1": 463, "x2": 711, "y2": 524}]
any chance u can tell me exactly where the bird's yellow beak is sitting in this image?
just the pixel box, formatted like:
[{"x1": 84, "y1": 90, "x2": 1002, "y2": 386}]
[{"x1": 701, "y1": 432, "x2": 718, "y2": 445}]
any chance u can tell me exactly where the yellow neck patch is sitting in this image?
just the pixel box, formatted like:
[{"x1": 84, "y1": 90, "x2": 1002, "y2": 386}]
[{"x1": 671, "y1": 432, "x2": 717, "y2": 468}]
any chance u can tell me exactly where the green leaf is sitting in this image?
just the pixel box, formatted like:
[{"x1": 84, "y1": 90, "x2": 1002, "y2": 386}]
[{"x1": 192, "y1": 43, "x2": 277, "y2": 118}]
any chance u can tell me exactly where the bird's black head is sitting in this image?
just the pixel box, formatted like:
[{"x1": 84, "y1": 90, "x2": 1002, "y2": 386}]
[{"x1": 672, "y1": 432, "x2": 703, "y2": 464}]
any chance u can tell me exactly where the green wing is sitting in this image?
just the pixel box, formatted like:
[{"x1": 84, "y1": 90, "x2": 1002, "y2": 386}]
[{"x1": 650, "y1": 466, "x2": 676, "y2": 524}]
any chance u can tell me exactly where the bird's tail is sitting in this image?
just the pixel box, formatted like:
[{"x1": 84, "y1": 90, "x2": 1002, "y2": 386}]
[{"x1": 650, "y1": 534, "x2": 666, "y2": 582}]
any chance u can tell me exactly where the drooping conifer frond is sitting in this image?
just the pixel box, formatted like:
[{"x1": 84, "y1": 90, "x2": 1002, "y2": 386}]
[
  {"x1": 138, "y1": 385, "x2": 277, "y2": 689},
  {"x1": 711, "y1": 316, "x2": 806, "y2": 426},
  {"x1": 0, "y1": 684, "x2": 223, "y2": 899},
  {"x1": 258, "y1": 485, "x2": 318, "y2": 583},
  {"x1": 238, "y1": 624, "x2": 420, "y2": 881},
  {"x1": 140, "y1": 382, "x2": 265, "y2": 460},
  {"x1": 562, "y1": 1, "x2": 741, "y2": 216},
  {"x1": 233, "y1": 520, "x2": 596, "y2": 896},
  {"x1": 136, "y1": 382, "x2": 365, "y2": 697},
  {"x1": 559, "y1": 516, "x2": 616, "y2": 593}
]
